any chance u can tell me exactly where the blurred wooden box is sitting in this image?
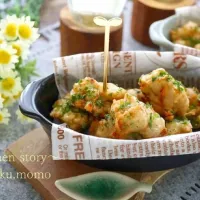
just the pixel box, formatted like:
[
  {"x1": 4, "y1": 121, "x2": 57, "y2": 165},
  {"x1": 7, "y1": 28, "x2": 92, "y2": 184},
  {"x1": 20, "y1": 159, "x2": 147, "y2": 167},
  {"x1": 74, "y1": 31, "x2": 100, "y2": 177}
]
[
  {"x1": 131, "y1": 0, "x2": 195, "y2": 47},
  {"x1": 60, "y1": 7, "x2": 123, "y2": 56}
]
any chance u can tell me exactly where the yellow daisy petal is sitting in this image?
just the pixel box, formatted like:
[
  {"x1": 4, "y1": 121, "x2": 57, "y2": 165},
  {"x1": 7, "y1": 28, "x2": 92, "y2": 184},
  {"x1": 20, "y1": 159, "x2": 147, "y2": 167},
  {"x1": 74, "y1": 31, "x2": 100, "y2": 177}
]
[
  {"x1": 1, "y1": 95, "x2": 16, "y2": 107},
  {"x1": 0, "y1": 69, "x2": 23, "y2": 97},
  {"x1": 18, "y1": 16, "x2": 39, "y2": 43},
  {"x1": 0, "y1": 94, "x2": 4, "y2": 109},
  {"x1": 0, "y1": 44, "x2": 18, "y2": 71},
  {"x1": 16, "y1": 109, "x2": 34, "y2": 124},
  {"x1": 0, "y1": 108, "x2": 10, "y2": 124},
  {"x1": 11, "y1": 40, "x2": 30, "y2": 59},
  {"x1": 0, "y1": 15, "x2": 19, "y2": 41}
]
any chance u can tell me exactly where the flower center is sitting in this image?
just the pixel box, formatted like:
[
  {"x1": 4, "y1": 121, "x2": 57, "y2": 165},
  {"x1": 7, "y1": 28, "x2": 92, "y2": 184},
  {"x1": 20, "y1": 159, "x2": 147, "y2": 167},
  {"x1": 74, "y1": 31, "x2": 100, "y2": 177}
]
[
  {"x1": 18, "y1": 24, "x2": 32, "y2": 39},
  {"x1": 0, "y1": 114, "x2": 3, "y2": 122},
  {"x1": 12, "y1": 44, "x2": 21, "y2": 56},
  {"x1": 2, "y1": 78, "x2": 15, "y2": 90},
  {"x1": 0, "y1": 50, "x2": 11, "y2": 64},
  {"x1": 5, "y1": 23, "x2": 18, "y2": 38},
  {"x1": 0, "y1": 39, "x2": 3, "y2": 44}
]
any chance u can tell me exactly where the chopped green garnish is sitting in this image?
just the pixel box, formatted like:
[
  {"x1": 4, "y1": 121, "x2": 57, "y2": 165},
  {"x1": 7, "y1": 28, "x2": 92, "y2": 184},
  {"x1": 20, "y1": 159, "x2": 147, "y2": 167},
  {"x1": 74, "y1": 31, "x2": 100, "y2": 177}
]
[
  {"x1": 182, "y1": 120, "x2": 189, "y2": 125},
  {"x1": 105, "y1": 114, "x2": 110, "y2": 120},
  {"x1": 81, "y1": 123, "x2": 88, "y2": 130},
  {"x1": 71, "y1": 93, "x2": 85, "y2": 102},
  {"x1": 152, "y1": 71, "x2": 168, "y2": 82},
  {"x1": 85, "y1": 85, "x2": 96, "y2": 97},
  {"x1": 145, "y1": 103, "x2": 152, "y2": 108},
  {"x1": 159, "y1": 71, "x2": 168, "y2": 77},
  {"x1": 77, "y1": 79, "x2": 83, "y2": 84},
  {"x1": 149, "y1": 113, "x2": 160, "y2": 128},
  {"x1": 119, "y1": 101, "x2": 131, "y2": 110},
  {"x1": 166, "y1": 75, "x2": 173, "y2": 82},
  {"x1": 189, "y1": 104, "x2": 197, "y2": 110},
  {"x1": 174, "y1": 117, "x2": 189, "y2": 125},
  {"x1": 186, "y1": 37, "x2": 200, "y2": 47},
  {"x1": 62, "y1": 99, "x2": 73, "y2": 114},
  {"x1": 152, "y1": 76, "x2": 157, "y2": 82},
  {"x1": 126, "y1": 133, "x2": 143, "y2": 140},
  {"x1": 136, "y1": 90, "x2": 140, "y2": 94},
  {"x1": 173, "y1": 80, "x2": 185, "y2": 92},
  {"x1": 95, "y1": 99, "x2": 103, "y2": 107}
]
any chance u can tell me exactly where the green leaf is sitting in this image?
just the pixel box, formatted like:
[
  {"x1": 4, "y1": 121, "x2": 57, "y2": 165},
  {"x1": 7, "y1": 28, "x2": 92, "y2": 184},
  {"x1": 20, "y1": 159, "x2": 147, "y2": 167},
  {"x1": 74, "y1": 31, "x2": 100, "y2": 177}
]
[
  {"x1": 15, "y1": 59, "x2": 39, "y2": 87},
  {"x1": 0, "y1": 0, "x2": 44, "y2": 27}
]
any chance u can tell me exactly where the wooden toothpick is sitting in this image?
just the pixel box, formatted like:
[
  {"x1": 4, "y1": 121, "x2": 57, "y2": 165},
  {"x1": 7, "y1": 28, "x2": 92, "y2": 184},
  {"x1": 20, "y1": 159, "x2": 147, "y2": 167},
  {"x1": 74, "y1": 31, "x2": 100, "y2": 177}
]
[{"x1": 93, "y1": 16, "x2": 122, "y2": 93}]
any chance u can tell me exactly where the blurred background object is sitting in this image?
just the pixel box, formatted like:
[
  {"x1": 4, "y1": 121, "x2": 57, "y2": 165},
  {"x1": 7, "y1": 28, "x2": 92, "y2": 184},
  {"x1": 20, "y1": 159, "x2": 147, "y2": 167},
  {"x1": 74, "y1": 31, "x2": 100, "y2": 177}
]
[
  {"x1": 60, "y1": 0, "x2": 127, "y2": 56},
  {"x1": 67, "y1": 0, "x2": 126, "y2": 28},
  {"x1": 131, "y1": 0, "x2": 195, "y2": 47},
  {"x1": 0, "y1": 0, "x2": 44, "y2": 27}
]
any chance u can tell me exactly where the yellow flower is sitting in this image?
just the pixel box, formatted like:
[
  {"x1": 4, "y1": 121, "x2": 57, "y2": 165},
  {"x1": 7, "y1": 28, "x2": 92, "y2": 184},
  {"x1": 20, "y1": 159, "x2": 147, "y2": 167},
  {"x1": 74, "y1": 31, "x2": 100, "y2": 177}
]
[
  {"x1": 0, "y1": 69, "x2": 23, "y2": 97},
  {"x1": 18, "y1": 16, "x2": 39, "y2": 43},
  {"x1": 0, "y1": 44, "x2": 18, "y2": 70},
  {"x1": 0, "y1": 33, "x2": 5, "y2": 45},
  {"x1": 11, "y1": 40, "x2": 30, "y2": 60},
  {"x1": 0, "y1": 108, "x2": 10, "y2": 124},
  {"x1": 0, "y1": 15, "x2": 19, "y2": 41},
  {"x1": 1, "y1": 95, "x2": 16, "y2": 107},
  {"x1": 16, "y1": 109, "x2": 34, "y2": 124},
  {"x1": 0, "y1": 94, "x2": 4, "y2": 109}
]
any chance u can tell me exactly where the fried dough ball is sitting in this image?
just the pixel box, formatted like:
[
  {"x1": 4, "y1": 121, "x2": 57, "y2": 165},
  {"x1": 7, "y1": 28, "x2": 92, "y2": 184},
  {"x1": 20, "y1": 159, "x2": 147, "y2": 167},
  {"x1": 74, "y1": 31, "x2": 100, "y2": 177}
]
[
  {"x1": 189, "y1": 115, "x2": 200, "y2": 129},
  {"x1": 185, "y1": 87, "x2": 200, "y2": 130},
  {"x1": 89, "y1": 116, "x2": 115, "y2": 138},
  {"x1": 50, "y1": 98, "x2": 67, "y2": 119},
  {"x1": 61, "y1": 110, "x2": 91, "y2": 131},
  {"x1": 90, "y1": 94, "x2": 166, "y2": 139},
  {"x1": 166, "y1": 118, "x2": 192, "y2": 135},
  {"x1": 170, "y1": 21, "x2": 200, "y2": 48},
  {"x1": 139, "y1": 68, "x2": 189, "y2": 120},
  {"x1": 111, "y1": 94, "x2": 149, "y2": 138},
  {"x1": 186, "y1": 87, "x2": 200, "y2": 117},
  {"x1": 127, "y1": 88, "x2": 147, "y2": 103},
  {"x1": 99, "y1": 82, "x2": 126, "y2": 101},
  {"x1": 70, "y1": 77, "x2": 125, "y2": 117},
  {"x1": 142, "y1": 105, "x2": 167, "y2": 139},
  {"x1": 50, "y1": 96, "x2": 91, "y2": 132}
]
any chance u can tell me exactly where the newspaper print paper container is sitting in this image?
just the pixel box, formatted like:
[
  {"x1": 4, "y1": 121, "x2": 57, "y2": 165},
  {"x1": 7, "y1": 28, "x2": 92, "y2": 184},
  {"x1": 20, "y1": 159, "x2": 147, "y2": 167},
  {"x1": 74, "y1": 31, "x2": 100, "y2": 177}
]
[
  {"x1": 19, "y1": 51, "x2": 200, "y2": 172},
  {"x1": 149, "y1": 6, "x2": 200, "y2": 52}
]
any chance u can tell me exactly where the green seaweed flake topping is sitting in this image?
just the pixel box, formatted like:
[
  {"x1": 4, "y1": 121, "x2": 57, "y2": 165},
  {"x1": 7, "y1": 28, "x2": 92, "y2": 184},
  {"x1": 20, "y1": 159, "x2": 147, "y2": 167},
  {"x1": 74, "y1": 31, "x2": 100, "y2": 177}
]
[
  {"x1": 71, "y1": 93, "x2": 85, "y2": 102},
  {"x1": 149, "y1": 113, "x2": 160, "y2": 128},
  {"x1": 62, "y1": 99, "x2": 73, "y2": 114},
  {"x1": 189, "y1": 104, "x2": 197, "y2": 110},
  {"x1": 152, "y1": 70, "x2": 168, "y2": 82},
  {"x1": 78, "y1": 79, "x2": 83, "y2": 84},
  {"x1": 174, "y1": 117, "x2": 189, "y2": 125},
  {"x1": 85, "y1": 85, "x2": 96, "y2": 98},
  {"x1": 127, "y1": 133, "x2": 143, "y2": 140},
  {"x1": 173, "y1": 80, "x2": 185, "y2": 92},
  {"x1": 105, "y1": 114, "x2": 111, "y2": 120},
  {"x1": 145, "y1": 103, "x2": 152, "y2": 108},
  {"x1": 119, "y1": 101, "x2": 131, "y2": 110},
  {"x1": 95, "y1": 99, "x2": 103, "y2": 108},
  {"x1": 152, "y1": 76, "x2": 157, "y2": 82}
]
